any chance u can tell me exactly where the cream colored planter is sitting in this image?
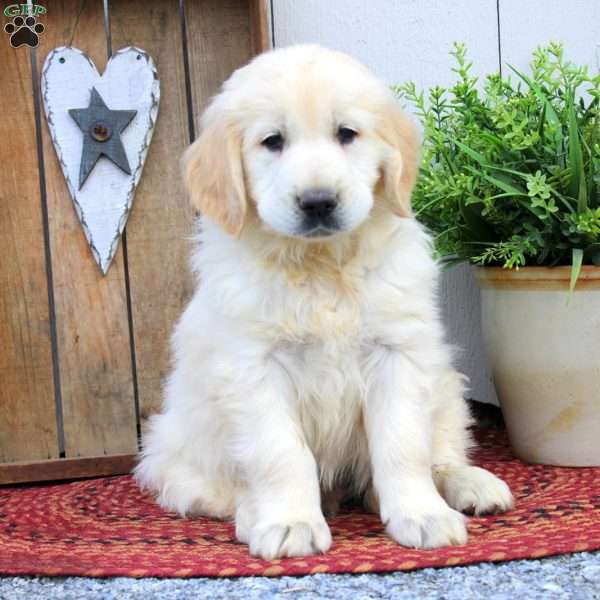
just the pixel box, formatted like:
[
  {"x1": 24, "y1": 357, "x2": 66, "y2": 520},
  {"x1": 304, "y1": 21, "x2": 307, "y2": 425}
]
[{"x1": 476, "y1": 266, "x2": 600, "y2": 466}]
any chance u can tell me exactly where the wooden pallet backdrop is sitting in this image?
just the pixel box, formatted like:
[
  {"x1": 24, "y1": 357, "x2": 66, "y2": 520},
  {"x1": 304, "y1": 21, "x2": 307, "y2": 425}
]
[{"x1": 0, "y1": 0, "x2": 270, "y2": 484}]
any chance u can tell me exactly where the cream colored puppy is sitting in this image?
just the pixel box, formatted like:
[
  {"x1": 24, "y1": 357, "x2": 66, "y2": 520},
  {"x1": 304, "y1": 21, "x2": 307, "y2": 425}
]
[{"x1": 136, "y1": 45, "x2": 513, "y2": 559}]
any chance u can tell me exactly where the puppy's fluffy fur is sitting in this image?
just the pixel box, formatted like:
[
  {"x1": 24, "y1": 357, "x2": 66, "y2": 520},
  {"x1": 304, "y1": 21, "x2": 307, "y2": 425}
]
[{"x1": 136, "y1": 45, "x2": 513, "y2": 559}]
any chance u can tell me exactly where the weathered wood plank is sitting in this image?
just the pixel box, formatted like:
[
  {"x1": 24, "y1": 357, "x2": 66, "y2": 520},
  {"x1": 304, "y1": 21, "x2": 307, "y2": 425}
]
[
  {"x1": 109, "y1": 0, "x2": 268, "y2": 424},
  {"x1": 36, "y1": 0, "x2": 137, "y2": 457},
  {"x1": 249, "y1": 0, "x2": 271, "y2": 55},
  {"x1": 108, "y1": 0, "x2": 194, "y2": 423},
  {"x1": 0, "y1": 454, "x2": 136, "y2": 485},
  {"x1": 185, "y1": 0, "x2": 255, "y2": 130},
  {"x1": 0, "y1": 40, "x2": 58, "y2": 462}
]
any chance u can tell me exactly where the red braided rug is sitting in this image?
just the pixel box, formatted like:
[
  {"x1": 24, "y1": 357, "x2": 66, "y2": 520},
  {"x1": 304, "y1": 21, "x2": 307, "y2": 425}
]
[{"x1": 0, "y1": 430, "x2": 599, "y2": 578}]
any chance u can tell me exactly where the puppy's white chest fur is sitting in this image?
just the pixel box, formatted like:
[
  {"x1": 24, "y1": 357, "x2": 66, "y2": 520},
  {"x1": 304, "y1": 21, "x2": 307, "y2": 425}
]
[
  {"x1": 254, "y1": 232, "x2": 413, "y2": 490},
  {"x1": 270, "y1": 276, "x2": 369, "y2": 490}
]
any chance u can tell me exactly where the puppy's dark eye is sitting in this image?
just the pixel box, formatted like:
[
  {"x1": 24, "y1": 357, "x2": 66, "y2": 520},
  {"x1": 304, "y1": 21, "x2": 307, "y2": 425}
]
[
  {"x1": 261, "y1": 133, "x2": 284, "y2": 152},
  {"x1": 337, "y1": 126, "x2": 358, "y2": 145}
]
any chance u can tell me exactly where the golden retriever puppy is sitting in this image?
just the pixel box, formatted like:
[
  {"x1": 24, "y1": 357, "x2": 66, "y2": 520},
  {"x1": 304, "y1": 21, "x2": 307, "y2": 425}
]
[{"x1": 136, "y1": 45, "x2": 513, "y2": 559}]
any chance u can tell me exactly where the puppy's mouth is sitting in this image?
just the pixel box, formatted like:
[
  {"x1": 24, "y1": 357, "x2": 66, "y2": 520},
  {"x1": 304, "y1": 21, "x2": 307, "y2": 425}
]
[
  {"x1": 296, "y1": 216, "x2": 342, "y2": 239},
  {"x1": 301, "y1": 225, "x2": 339, "y2": 238}
]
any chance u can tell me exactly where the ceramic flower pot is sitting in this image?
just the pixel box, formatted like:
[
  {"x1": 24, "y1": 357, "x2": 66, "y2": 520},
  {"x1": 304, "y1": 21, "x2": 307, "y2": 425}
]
[{"x1": 476, "y1": 266, "x2": 600, "y2": 466}]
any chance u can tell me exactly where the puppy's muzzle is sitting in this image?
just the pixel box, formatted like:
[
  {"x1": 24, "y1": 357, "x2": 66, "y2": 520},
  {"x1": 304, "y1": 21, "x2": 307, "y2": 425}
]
[{"x1": 297, "y1": 188, "x2": 340, "y2": 236}]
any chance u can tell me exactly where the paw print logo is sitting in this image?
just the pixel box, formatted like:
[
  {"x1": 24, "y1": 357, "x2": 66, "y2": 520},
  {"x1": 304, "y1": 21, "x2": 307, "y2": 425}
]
[{"x1": 4, "y1": 15, "x2": 44, "y2": 48}]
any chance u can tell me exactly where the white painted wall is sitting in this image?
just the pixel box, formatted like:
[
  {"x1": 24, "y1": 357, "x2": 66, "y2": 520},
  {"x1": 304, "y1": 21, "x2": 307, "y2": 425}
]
[
  {"x1": 499, "y1": 0, "x2": 600, "y2": 74},
  {"x1": 271, "y1": 0, "x2": 599, "y2": 405},
  {"x1": 272, "y1": 0, "x2": 499, "y2": 403}
]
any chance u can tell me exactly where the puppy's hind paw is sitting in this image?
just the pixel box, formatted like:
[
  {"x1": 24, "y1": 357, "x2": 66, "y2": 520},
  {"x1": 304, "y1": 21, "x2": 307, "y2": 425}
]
[{"x1": 247, "y1": 518, "x2": 332, "y2": 560}]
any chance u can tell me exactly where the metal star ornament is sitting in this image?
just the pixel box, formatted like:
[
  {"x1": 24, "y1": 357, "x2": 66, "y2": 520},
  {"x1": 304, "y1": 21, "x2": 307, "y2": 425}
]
[{"x1": 69, "y1": 87, "x2": 137, "y2": 189}]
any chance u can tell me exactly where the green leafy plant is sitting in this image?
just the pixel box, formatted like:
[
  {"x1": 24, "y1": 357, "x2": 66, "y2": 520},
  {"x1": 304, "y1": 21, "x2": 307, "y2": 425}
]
[{"x1": 396, "y1": 42, "x2": 600, "y2": 285}]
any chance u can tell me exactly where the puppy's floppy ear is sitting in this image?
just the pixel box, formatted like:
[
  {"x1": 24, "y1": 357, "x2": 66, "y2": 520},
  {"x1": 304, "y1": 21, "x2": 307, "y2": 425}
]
[
  {"x1": 181, "y1": 99, "x2": 247, "y2": 237},
  {"x1": 377, "y1": 99, "x2": 422, "y2": 218}
]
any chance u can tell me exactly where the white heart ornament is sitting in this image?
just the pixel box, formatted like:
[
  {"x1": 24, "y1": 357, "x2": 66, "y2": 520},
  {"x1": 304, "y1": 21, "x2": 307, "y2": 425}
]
[{"x1": 41, "y1": 46, "x2": 160, "y2": 274}]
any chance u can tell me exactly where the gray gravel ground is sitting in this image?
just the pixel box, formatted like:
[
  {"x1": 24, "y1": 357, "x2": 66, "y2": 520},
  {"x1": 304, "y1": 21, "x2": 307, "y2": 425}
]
[{"x1": 1, "y1": 551, "x2": 599, "y2": 600}]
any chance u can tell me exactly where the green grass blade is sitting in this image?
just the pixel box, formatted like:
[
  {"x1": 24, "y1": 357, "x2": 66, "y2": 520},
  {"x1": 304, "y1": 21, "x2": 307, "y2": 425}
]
[
  {"x1": 538, "y1": 101, "x2": 546, "y2": 140},
  {"x1": 581, "y1": 96, "x2": 599, "y2": 125},
  {"x1": 487, "y1": 192, "x2": 528, "y2": 200},
  {"x1": 414, "y1": 195, "x2": 444, "y2": 217},
  {"x1": 454, "y1": 140, "x2": 535, "y2": 182},
  {"x1": 479, "y1": 172, "x2": 528, "y2": 196},
  {"x1": 485, "y1": 165, "x2": 537, "y2": 180},
  {"x1": 453, "y1": 140, "x2": 489, "y2": 165},
  {"x1": 433, "y1": 226, "x2": 460, "y2": 241},
  {"x1": 567, "y1": 98, "x2": 588, "y2": 212},
  {"x1": 569, "y1": 247, "x2": 584, "y2": 295},
  {"x1": 479, "y1": 132, "x2": 505, "y2": 148},
  {"x1": 549, "y1": 189, "x2": 576, "y2": 213}
]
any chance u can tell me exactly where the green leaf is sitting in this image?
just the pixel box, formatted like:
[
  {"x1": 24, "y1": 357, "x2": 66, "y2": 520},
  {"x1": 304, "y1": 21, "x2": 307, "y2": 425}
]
[
  {"x1": 549, "y1": 188, "x2": 575, "y2": 213},
  {"x1": 486, "y1": 165, "x2": 540, "y2": 180},
  {"x1": 438, "y1": 147, "x2": 458, "y2": 175},
  {"x1": 538, "y1": 101, "x2": 546, "y2": 140},
  {"x1": 479, "y1": 172, "x2": 528, "y2": 196},
  {"x1": 414, "y1": 195, "x2": 444, "y2": 218},
  {"x1": 582, "y1": 96, "x2": 599, "y2": 125},
  {"x1": 569, "y1": 247, "x2": 584, "y2": 294},
  {"x1": 487, "y1": 192, "x2": 528, "y2": 200},
  {"x1": 434, "y1": 226, "x2": 460, "y2": 240},
  {"x1": 454, "y1": 141, "x2": 534, "y2": 183},
  {"x1": 567, "y1": 98, "x2": 588, "y2": 212},
  {"x1": 506, "y1": 64, "x2": 560, "y2": 126},
  {"x1": 453, "y1": 140, "x2": 489, "y2": 165},
  {"x1": 478, "y1": 132, "x2": 505, "y2": 148}
]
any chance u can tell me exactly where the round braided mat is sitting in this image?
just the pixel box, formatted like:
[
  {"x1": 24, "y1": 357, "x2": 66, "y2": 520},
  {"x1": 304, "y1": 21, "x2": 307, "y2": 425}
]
[{"x1": 1, "y1": 430, "x2": 599, "y2": 578}]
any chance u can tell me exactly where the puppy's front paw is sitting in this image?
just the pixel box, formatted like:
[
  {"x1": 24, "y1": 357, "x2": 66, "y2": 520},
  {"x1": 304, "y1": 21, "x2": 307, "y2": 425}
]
[
  {"x1": 385, "y1": 503, "x2": 467, "y2": 549},
  {"x1": 434, "y1": 465, "x2": 514, "y2": 516},
  {"x1": 247, "y1": 517, "x2": 332, "y2": 560}
]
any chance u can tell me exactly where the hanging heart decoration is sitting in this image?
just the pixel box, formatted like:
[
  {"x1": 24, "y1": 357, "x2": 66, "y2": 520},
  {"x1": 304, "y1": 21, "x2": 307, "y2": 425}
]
[{"x1": 41, "y1": 46, "x2": 160, "y2": 274}]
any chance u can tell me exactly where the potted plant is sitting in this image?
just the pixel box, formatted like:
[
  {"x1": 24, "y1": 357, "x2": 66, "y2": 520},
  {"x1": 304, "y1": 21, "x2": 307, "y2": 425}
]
[{"x1": 397, "y1": 43, "x2": 600, "y2": 466}]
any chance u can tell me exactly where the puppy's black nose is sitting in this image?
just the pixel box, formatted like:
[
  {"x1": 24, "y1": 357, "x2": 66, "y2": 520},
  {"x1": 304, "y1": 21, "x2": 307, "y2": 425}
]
[{"x1": 297, "y1": 188, "x2": 338, "y2": 219}]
